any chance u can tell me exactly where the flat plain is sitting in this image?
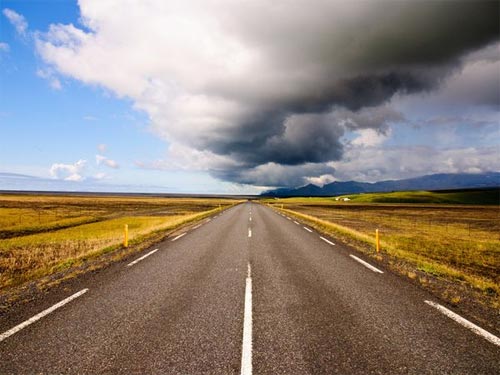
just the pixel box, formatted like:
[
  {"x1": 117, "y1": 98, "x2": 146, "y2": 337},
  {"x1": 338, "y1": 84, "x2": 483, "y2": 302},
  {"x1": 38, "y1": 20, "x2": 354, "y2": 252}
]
[
  {"x1": 0, "y1": 193, "x2": 238, "y2": 290},
  {"x1": 264, "y1": 190, "x2": 500, "y2": 310}
]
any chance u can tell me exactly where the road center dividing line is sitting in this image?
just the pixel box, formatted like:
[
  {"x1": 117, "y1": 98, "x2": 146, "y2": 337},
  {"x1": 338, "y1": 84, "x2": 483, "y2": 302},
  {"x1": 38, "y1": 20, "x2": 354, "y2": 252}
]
[
  {"x1": 424, "y1": 301, "x2": 500, "y2": 347},
  {"x1": 171, "y1": 233, "x2": 186, "y2": 242},
  {"x1": 0, "y1": 289, "x2": 89, "y2": 343},
  {"x1": 241, "y1": 263, "x2": 253, "y2": 375},
  {"x1": 303, "y1": 226, "x2": 313, "y2": 233},
  {"x1": 320, "y1": 236, "x2": 335, "y2": 246},
  {"x1": 248, "y1": 228, "x2": 252, "y2": 238},
  {"x1": 249, "y1": 217, "x2": 252, "y2": 222},
  {"x1": 127, "y1": 249, "x2": 159, "y2": 267},
  {"x1": 349, "y1": 255, "x2": 384, "y2": 273}
]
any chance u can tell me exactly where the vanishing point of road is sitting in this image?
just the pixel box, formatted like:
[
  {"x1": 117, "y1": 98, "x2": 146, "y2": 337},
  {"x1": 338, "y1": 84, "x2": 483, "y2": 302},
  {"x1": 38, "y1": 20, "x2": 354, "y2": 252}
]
[{"x1": 0, "y1": 202, "x2": 498, "y2": 374}]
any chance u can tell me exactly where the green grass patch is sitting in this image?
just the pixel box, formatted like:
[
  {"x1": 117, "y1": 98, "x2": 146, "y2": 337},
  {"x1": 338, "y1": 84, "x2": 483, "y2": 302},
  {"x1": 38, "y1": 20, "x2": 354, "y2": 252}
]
[{"x1": 336, "y1": 188, "x2": 500, "y2": 205}]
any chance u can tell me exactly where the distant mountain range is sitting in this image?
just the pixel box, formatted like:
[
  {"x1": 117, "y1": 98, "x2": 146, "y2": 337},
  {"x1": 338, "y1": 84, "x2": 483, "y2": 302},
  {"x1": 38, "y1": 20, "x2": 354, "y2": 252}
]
[{"x1": 261, "y1": 172, "x2": 500, "y2": 197}]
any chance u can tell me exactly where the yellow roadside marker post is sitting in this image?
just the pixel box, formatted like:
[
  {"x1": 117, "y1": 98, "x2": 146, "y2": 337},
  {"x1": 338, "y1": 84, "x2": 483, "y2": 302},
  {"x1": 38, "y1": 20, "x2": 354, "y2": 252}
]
[
  {"x1": 376, "y1": 229, "x2": 380, "y2": 253},
  {"x1": 124, "y1": 224, "x2": 129, "y2": 247}
]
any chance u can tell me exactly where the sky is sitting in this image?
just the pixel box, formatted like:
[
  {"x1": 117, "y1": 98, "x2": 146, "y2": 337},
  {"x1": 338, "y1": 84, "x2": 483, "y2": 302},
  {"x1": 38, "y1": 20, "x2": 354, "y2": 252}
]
[{"x1": 0, "y1": 0, "x2": 499, "y2": 194}]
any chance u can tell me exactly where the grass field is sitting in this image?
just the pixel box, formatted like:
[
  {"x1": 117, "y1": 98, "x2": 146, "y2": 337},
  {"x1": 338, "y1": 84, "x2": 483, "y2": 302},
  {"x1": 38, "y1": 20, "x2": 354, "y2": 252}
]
[
  {"x1": 335, "y1": 188, "x2": 500, "y2": 205},
  {"x1": 0, "y1": 194, "x2": 239, "y2": 289},
  {"x1": 265, "y1": 192, "x2": 499, "y2": 308}
]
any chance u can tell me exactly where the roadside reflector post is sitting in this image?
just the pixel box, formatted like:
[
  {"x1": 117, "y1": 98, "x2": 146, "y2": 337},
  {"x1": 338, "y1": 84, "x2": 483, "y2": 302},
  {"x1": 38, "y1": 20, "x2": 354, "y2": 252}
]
[
  {"x1": 376, "y1": 229, "x2": 380, "y2": 253},
  {"x1": 124, "y1": 224, "x2": 129, "y2": 247}
]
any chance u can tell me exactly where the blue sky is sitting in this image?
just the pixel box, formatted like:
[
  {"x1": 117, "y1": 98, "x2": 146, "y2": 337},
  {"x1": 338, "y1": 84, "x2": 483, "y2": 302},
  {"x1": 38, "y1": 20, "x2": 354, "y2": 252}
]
[
  {"x1": 0, "y1": 0, "x2": 238, "y2": 193},
  {"x1": 0, "y1": 1, "x2": 498, "y2": 193}
]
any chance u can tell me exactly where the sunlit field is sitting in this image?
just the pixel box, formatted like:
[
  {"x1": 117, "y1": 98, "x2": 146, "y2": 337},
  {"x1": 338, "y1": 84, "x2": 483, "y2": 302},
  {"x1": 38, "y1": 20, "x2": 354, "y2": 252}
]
[
  {"x1": 0, "y1": 194, "x2": 239, "y2": 289},
  {"x1": 265, "y1": 191, "x2": 500, "y2": 307}
]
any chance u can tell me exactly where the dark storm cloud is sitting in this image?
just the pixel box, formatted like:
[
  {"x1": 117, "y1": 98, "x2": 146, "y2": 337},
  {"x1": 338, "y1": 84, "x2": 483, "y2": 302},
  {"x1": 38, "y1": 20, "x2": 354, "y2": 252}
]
[
  {"x1": 197, "y1": 1, "x2": 499, "y2": 185},
  {"x1": 39, "y1": 0, "x2": 500, "y2": 187},
  {"x1": 212, "y1": 162, "x2": 336, "y2": 187}
]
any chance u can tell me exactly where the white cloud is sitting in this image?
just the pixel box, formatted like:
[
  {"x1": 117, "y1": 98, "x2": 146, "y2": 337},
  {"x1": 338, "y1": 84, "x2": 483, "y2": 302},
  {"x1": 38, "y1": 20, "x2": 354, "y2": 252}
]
[
  {"x1": 3, "y1": 8, "x2": 28, "y2": 36},
  {"x1": 135, "y1": 141, "x2": 244, "y2": 173},
  {"x1": 305, "y1": 174, "x2": 336, "y2": 186},
  {"x1": 330, "y1": 145, "x2": 499, "y2": 183},
  {"x1": 97, "y1": 143, "x2": 106, "y2": 153},
  {"x1": 36, "y1": 68, "x2": 62, "y2": 90},
  {"x1": 351, "y1": 128, "x2": 391, "y2": 147},
  {"x1": 96, "y1": 154, "x2": 119, "y2": 168},
  {"x1": 49, "y1": 159, "x2": 86, "y2": 181},
  {"x1": 93, "y1": 172, "x2": 107, "y2": 180},
  {"x1": 0, "y1": 42, "x2": 9, "y2": 52}
]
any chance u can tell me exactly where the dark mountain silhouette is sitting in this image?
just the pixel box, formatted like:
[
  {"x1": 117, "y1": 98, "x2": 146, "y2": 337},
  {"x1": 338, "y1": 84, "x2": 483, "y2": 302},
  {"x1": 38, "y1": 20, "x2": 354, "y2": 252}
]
[{"x1": 262, "y1": 172, "x2": 500, "y2": 197}]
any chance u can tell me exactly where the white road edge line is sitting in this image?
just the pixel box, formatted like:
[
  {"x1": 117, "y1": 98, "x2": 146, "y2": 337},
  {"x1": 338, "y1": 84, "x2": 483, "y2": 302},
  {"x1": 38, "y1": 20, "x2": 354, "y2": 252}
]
[
  {"x1": 241, "y1": 263, "x2": 253, "y2": 375},
  {"x1": 0, "y1": 289, "x2": 89, "y2": 343},
  {"x1": 171, "y1": 233, "x2": 186, "y2": 242},
  {"x1": 349, "y1": 255, "x2": 384, "y2": 274},
  {"x1": 193, "y1": 224, "x2": 202, "y2": 230},
  {"x1": 320, "y1": 236, "x2": 335, "y2": 246},
  {"x1": 293, "y1": 221, "x2": 299, "y2": 225},
  {"x1": 303, "y1": 226, "x2": 313, "y2": 233},
  {"x1": 127, "y1": 249, "x2": 159, "y2": 267},
  {"x1": 424, "y1": 300, "x2": 500, "y2": 347},
  {"x1": 248, "y1": 228, "x2": 252, "y2": 238}
]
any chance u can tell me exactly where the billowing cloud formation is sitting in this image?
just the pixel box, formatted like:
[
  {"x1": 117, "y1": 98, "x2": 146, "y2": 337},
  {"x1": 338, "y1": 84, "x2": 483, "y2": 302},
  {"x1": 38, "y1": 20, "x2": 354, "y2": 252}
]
[
  {"x1": 50, "y1": 159, "x2": 86, "y2": 181},
  {"x1": 35, "y1": 1, "x2": 499, "y2": 186}
]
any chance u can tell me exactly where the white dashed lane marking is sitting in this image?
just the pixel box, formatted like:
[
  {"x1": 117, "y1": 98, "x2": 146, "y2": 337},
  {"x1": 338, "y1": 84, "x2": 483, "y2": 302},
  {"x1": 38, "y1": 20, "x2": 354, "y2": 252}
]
[
  {"x1": 320, "y1": 236, "x2": 335, "y2": 246},
  {"x1": 425, "y1": 301, "x2": 500, "y2": 347},
  {"x1": 349, "y1": 255, "x2": 384, "y2": 274},
  {"x1": 0, "y1": 289, "x2": 89, "y2": 343},
  {"x1": 171, "y1": 233, "x2": 186, "y2": 242},
  {"x1": 127, "y1": 249, "x2": 158, "y2": 267}
]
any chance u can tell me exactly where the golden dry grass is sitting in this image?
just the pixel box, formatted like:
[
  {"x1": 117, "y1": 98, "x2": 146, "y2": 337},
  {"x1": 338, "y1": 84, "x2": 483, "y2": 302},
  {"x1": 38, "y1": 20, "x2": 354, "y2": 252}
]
[
  {"x1": 0, "y1": 194, "x2": 239, "y2": 289},
  {"x1": 266, "y1": 198, "x2": 500, "y2": 304}
]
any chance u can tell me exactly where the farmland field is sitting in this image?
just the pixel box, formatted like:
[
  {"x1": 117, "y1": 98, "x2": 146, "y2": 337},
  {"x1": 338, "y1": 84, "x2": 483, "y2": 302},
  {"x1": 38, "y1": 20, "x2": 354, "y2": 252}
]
[
  {"x1": 265, "y1": 192, "x2": 500, "y2": 308},
  {"x1": 0, "y1": 193, "x2": 239, "y2": 290}
]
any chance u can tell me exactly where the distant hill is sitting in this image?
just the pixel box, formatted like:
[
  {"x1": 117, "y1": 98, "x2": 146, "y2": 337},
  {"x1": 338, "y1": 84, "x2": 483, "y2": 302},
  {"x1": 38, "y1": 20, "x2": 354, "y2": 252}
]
[
  {"x1": 261, "y1": 172, "x2": 500, "y2": 197},
  {"x1": 335, "y1": 189, "x2": 500, "y2": 205}
]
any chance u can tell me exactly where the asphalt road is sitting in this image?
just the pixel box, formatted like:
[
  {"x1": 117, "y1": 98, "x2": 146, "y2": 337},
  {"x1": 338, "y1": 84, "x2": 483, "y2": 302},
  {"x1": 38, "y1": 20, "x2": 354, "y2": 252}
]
[{"x1": 0, "y1": 202, "x2": 498, "y2": 374}]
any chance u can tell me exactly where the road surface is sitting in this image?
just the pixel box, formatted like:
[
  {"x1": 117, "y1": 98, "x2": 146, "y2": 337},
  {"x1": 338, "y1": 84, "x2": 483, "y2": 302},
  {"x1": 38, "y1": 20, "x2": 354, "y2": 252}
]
[{"x1": 0, "y1": 202, "x2": 498, "y2": 374}]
